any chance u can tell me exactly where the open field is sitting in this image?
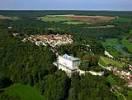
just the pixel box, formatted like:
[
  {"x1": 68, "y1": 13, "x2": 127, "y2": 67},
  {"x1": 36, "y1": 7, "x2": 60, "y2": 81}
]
[
  {"x1": 102, "y1": 38, "x2": 131, "y2": 57},
  {"x1": 0, "y1": 15, "x2": 11, "y2": 20},
  {"x1": 99, "y1": 56, "x2": 125, "y2": 68},
  {"x1": 63, "y1": 21, "x2": 87, "y2": 25},
  {"x1": 113, "y1": 17, "x2": 132, "y2": 23},
  {"x1": 122, "y1": 38, "x2": 132, "y2": 53},
  {"x1": 38, "y1": 15, "x2": 72, "y2": 22},
  {"x1": 102, "y1": 39, "x2": 121, "y2": 57},
  {"x1": 0, "y1": 84, "x2": 44, "y2": 100},
  {"x1": 68, "y1": 15, "x2": 115, "y2": 24},
  {"x1": 84, "y1": 25, "x2": 115, "y2": 29},
  {"x1": 38, "y1": 15, "x2": 115, "y2": 24},
  {"x1": 0, "y1": 15, "x2": 19, "y2": 20}
]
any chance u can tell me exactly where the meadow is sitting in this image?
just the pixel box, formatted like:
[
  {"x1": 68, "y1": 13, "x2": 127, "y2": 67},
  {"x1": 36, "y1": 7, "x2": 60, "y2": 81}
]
[
  {"x1": 122, "y1": 38, "x2": 132, "y2": 53},
  {"x1": 102, "y1": 38, "x2": 131, "y2": 57},
  {"x1": 99, "y1": 56, "x2": 125, "y2": 68},
  {"x1": 0, "y1": 15, "x2": 19, "y2": 20}
]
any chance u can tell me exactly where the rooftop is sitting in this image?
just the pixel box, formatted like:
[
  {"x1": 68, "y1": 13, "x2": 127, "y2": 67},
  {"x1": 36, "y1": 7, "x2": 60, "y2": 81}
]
[{"x1": 63, "y1": 54, "x2": 80, "y2": 61}]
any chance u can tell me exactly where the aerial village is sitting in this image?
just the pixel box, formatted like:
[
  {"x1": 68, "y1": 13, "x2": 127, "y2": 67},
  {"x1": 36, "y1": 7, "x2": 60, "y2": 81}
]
[
  {"x1": 22, "y1": 34, "x2": 73, "y2": 47},
  {"x1": 11, "y1": 32, "x2": 132, "y2": 88}
]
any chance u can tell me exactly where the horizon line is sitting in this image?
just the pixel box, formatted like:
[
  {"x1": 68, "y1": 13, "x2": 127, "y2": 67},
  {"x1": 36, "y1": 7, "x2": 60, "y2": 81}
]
[{"x1": 0, "y1": 9, "x2": 132, "y2": 12}]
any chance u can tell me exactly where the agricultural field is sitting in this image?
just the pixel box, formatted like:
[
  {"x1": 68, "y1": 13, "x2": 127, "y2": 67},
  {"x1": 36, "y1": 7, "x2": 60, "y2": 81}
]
[
  {"x1": 84, "y1": 25, "x2": 115, "y2": 29},
  {"x1": 0, "y1": 84, "x2": 44, "y2": 100},
  {"x1": 0, "y1": 15, "x2": 19, "y2": 20},
  {"x1": 38, "y1": 15, "x2": 115, "y2": 24},
  {"x1": 38, "y1": 15, "x2": 72, "y2": 22},
  {"x1": 68, "y1": 15, "x2": 115, "y2": 24},
  {"x1": 99, "y1": 56, "x2": 125, "y2": 68},
  {"x1": 63, "y1": 21, "x2": 86, "y2": 25}
]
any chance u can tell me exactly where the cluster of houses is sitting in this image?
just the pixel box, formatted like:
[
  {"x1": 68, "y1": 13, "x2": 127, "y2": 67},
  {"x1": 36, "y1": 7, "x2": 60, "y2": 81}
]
[
  {"x1": 22, "y1": 34, "x2": 73, "y2": 47},
  {"x1": 106, "y1": 66, "x2": 132, "y2": 87},
  {"x1": 114, "y1": 69, "x2": 131, "y2": 82}
]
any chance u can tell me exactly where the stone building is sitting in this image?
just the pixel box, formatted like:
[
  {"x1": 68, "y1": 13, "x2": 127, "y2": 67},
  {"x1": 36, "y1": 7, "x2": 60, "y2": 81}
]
[{"x1": 57, "y1": 54, "x2": 80, "y2": 77}]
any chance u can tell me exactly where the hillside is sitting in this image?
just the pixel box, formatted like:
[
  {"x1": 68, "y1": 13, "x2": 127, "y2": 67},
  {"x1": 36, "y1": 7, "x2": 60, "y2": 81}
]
[
  {"x1": 0, "y1": 84, "x2": 44, "y2": 100},
  {"x1": 0, "y1": 11, "x2": 132, "y2": 100}
]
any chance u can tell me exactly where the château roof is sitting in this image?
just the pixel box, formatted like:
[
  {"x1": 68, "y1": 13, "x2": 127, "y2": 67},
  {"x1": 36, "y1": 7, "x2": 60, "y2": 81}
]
[{"x1": 63, "y1": 54, "x2": 80, "y2": 61}]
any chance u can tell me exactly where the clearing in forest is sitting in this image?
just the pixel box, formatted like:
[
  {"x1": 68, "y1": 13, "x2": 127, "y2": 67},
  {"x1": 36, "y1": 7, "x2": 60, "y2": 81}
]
[
  {"x1": 99, "y1": 56, "x2": 125, "y2": 68},
  {"x1": 0, "y1": 15, "x2": 19, "y2": 20}
]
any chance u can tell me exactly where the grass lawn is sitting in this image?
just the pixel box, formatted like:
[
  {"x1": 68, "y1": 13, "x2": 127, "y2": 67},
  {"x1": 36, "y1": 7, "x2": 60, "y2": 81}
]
[
  {"x1": 122, "y1": 38, "x2": 132, "y2": 53},
  {"x1": 0, "y1": 83, "x2": 44, "y2": 100},
  {"x1": 99, "y1": 56, "x2": 125, "y2": 68}
]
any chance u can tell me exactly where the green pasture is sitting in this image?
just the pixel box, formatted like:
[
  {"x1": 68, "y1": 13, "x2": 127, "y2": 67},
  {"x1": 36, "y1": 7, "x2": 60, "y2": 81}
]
[
  {"x1": 38, "y1": 15, "x2": 89, "y2": 25},
  {"x1": 99, "y1": 56, "x2": 125, "y2": 68},
  {"x1": 39, "y1": 15, "x2": 72, "y2": 22},
  {"x1": 114, "y1": 17, "x2": 132, "y2": 23},
  {"x1": 102, "y1": 38, "x2": 131, "y2": 57},
  {"x1": 102, "y1": 39, "x2": 119, "y2": 46},
  {"x1": 63, "y1": 21, "x2": 87, "y2": 25},
  {"x1": 122, "y1": 38, "x2": 132, "y2": 53},
  {"x1": 102, "y1": 39, "x2": 121, "y2": 57}
]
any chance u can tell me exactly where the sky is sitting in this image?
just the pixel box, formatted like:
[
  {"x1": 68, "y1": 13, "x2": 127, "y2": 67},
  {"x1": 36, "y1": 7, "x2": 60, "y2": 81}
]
[{"x1": 0, "y1": 0, "x2": 132, "y2": 11}]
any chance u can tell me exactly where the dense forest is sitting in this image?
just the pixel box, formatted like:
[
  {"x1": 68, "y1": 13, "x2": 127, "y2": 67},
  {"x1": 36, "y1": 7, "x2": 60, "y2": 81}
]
[{"x1": 0, "y1": 11, "x2": 132, "y2": 100}]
